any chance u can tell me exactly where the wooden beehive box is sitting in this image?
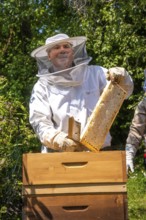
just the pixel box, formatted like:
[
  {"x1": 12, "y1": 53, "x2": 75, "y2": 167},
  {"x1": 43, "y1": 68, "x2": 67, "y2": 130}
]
[{"x1": 22, "y1": 151, "x2": 128, "y2": 220}]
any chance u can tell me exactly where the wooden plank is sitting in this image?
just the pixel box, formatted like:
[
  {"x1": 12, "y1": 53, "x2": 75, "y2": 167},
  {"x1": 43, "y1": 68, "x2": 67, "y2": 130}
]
[
  {"x1": 22, "y1": 151, "x2": 127, "y2": 185},
  {"x1": 23, "y1": 194, "x2": 127, "y2": 220},
  {"x1": 80, "y1": 82, "x2": 127, "y2": 151},
  {"x1": 68, "y1": 117, "x2": 81, "y2": 141},
  {"x1": 22, "y1": 183, "x2": 127, "y2": 195}
]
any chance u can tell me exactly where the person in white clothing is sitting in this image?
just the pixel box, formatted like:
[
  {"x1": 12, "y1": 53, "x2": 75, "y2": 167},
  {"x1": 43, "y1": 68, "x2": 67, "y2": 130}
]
[{"x1": 29, "y1": 33, "x2": 134, "y2": 153}]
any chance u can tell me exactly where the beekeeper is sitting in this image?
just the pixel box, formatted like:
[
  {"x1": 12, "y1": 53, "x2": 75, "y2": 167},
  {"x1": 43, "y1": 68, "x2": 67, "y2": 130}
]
[
  {"x1": 126, "y1": 69, "x2": 146, "y2": 172},
  {"x1": 29, "y1": 33, "x2": 133, "y2": 153}
]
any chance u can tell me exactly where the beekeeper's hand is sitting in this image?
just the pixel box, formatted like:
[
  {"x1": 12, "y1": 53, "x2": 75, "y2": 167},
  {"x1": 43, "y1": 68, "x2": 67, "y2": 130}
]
[
  {"x1": 107, "y1": 67, "x2": 126, "y2": 84},
  {"x1": 52, "y1": 132, "x2": 82, "y2": 152},
  {"x1": 106, "y1": 67, "x2": 134, "y2": 98},
  {"x1": 125, "y1": 144, "x2": 137, "y2": 173}
]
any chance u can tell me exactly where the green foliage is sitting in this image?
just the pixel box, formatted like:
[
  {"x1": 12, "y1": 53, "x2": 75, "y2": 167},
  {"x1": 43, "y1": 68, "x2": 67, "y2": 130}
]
[
  {"x1": 0, "y1": 0, "x2": 146, "y2": 218},
  {"x1": 127, "y1": 147, "x2": 146, "y2": 219}
]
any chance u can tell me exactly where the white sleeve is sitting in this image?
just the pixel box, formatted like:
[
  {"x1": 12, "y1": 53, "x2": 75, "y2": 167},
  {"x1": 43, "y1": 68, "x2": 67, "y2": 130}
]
[
  {"x1": 98, "y1": 66, "x2": 108, "y2": 93},
  {"x1": 29, "y1": 81, "x2": 58, "y2": 147}
]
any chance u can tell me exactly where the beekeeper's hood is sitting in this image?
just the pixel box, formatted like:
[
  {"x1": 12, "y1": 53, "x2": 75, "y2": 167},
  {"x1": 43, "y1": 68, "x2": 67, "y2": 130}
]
[{"x1": 31, "y1": 33, "x2": 92, "y2": 80}]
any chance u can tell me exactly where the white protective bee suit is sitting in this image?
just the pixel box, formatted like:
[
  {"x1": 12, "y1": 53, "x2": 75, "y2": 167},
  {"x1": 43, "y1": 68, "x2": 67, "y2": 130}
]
[{"x1": 29, "y1": 34, "x2": 133, "y2": 153}]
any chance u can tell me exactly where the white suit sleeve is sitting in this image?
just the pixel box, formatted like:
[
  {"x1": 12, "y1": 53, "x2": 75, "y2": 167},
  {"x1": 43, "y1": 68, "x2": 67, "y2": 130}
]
[{"x1": 29, "y1": 81, "x2": 58, "y2": 147}]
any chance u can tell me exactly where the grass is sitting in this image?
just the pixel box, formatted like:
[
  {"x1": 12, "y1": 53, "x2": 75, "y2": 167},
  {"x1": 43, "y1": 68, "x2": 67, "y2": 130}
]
[{"x1": 127, "y1": 149, "x2": 146, "y2": 220}]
